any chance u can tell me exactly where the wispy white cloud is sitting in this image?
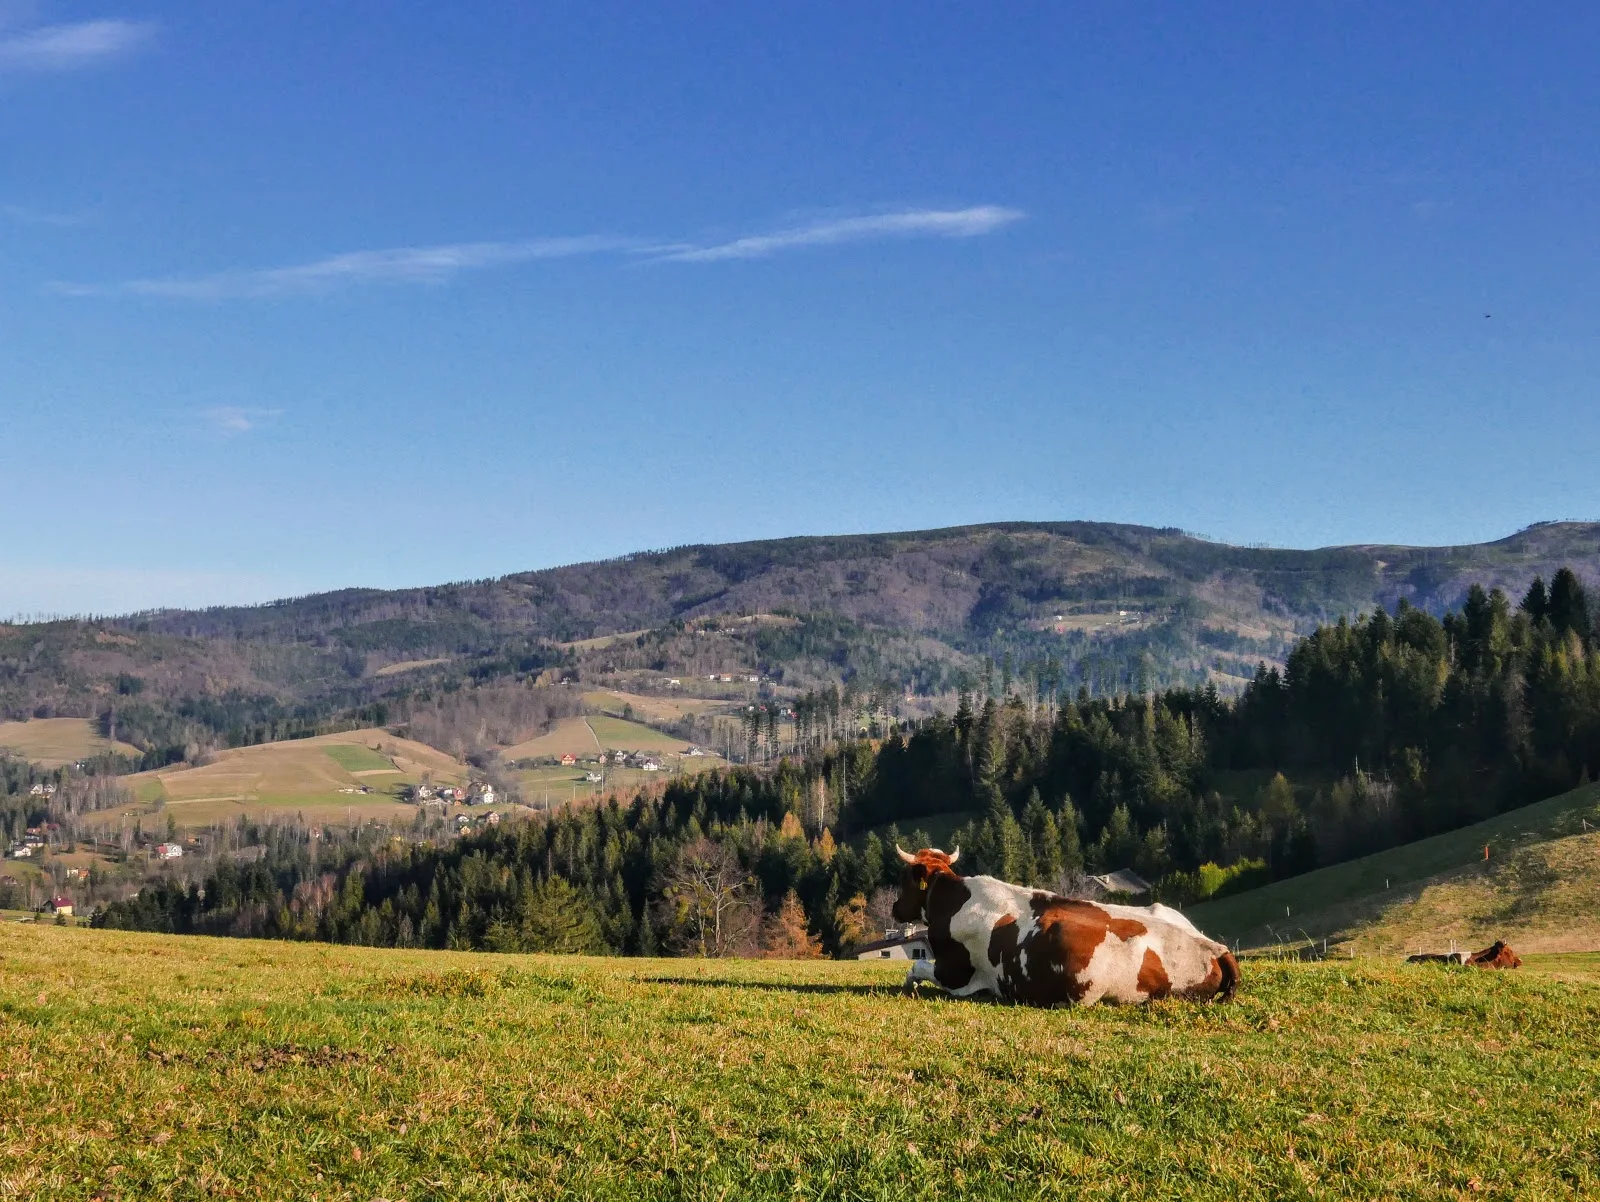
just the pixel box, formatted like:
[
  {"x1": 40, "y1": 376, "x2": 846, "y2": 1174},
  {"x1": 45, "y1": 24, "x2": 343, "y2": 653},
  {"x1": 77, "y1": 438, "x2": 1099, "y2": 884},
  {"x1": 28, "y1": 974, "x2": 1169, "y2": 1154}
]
[
  {"x1": 199, "y1": 406, "x2": 282, "y2": 437},
  {"x1": 2, "y1": 202, "x2": 85, "y2": 226},
  {"x1": 55, "y1": 235, "x2": 636, "y2": 299},
  {"x1": 53, "y1": 206, "x2": 1025, "y2": 299},
  {"x1": 651, "y1": 206, "x2": 1025, "y2": 263},
  {"x1": 0, "y1": 18, "x2": 152, "y2": 72}
]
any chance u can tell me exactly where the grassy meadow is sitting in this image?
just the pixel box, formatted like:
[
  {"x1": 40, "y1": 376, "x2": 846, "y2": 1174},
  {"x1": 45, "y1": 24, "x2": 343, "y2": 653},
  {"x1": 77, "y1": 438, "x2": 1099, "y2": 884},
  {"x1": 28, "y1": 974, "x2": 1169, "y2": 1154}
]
[
  {"x1": 583, "y1": 689, "x2": 725, "y2": 725},
  {"x1": 502, "y1": 715, "x2": 694, "y2": 762},
  {"x1": 88, "y1": 731, "x2": 465, "y2": 832},
  {"x1": 1189, "y1": 782, "x2": 1600, "y2": 953},
  {"x1": 0, "y1": 717, "x2": 143, "y2": 767},
  {"x1": 2, "y1": 923, "x2": 1597, "y2": 1200}
]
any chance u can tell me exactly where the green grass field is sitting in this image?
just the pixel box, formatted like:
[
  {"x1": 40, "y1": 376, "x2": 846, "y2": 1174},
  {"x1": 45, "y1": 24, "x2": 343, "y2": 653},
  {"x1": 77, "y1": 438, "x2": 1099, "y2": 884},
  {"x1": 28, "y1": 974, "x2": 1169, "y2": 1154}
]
[
  {"x1": 91, "y1": 730, "x2": 466, "y2": 832},
  {"x1": 2, "y1": 924, "x2": 1597, "y2": 1200},
  {"x1": 1188, "y1": 782, "x2": 1600, "y2": 953},
  {"x1": 321, "y1": 744, "x2": 397, "y2": 773},
  {"x1": 502, "y1": 715, "x2": 691, "y2": 762}
]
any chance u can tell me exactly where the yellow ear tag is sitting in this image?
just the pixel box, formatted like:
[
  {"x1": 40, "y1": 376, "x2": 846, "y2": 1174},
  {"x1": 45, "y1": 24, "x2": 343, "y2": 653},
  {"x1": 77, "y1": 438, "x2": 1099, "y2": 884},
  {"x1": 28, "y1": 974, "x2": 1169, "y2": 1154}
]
[{"x1": 919, "y1": 879, "x2": 927, "y2": 891}]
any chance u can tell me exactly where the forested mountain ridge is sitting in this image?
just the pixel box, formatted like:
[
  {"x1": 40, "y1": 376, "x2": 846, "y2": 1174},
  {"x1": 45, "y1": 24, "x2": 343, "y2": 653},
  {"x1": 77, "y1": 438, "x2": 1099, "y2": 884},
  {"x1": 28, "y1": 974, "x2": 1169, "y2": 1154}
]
[
  {"x1": 121, "y1": 519, "x2": 1600, "y2": 648},
  {"x1": 5, "y1": 520, "x2": 1599, "y2": 751}
]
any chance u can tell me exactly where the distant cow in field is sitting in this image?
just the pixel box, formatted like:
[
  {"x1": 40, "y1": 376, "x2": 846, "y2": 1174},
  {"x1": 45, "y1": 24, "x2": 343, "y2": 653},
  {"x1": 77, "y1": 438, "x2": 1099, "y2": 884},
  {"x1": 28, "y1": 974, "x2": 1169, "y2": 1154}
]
[
  {"x1": 1467, "y1": 940, "x2": 1522, "y2": 969},
  {"x1": 1406, "y1": 951, "x2": 1467, "y2": 965},
  {"x1": 891, "y1": 846, "x2": 1239, "y2": 1006}
]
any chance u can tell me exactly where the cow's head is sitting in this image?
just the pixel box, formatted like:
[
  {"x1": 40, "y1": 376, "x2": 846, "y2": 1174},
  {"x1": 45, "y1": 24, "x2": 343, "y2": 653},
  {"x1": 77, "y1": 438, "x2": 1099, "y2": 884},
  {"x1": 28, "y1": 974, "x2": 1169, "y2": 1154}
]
[{"x1": 891, "y1": 845, "x2": 961, "y2": 923}]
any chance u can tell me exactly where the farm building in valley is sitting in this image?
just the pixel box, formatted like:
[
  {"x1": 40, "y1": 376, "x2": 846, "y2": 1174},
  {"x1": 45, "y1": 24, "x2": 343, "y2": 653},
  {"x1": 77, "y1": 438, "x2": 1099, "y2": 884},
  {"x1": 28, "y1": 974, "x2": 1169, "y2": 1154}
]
[{"x1": 854, "y1": 925, "x2": 930, "y2": 962}]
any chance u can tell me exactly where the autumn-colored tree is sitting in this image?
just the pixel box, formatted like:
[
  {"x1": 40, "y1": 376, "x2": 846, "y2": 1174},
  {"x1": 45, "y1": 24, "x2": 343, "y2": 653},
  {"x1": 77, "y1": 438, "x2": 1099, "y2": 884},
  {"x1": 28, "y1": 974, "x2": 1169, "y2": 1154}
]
[
  {"x1": 814, "y1": 827, "x2": 837, "y2": 865},
  {"x1": 762, "y1": 890, "x2": 822, "y2": 959},
  {"x1": 778, "y1": 811, "x2": 805, "y2": 841},
  {"x1": 833, "y1": 892, "x2": 870, "y2": 949}
]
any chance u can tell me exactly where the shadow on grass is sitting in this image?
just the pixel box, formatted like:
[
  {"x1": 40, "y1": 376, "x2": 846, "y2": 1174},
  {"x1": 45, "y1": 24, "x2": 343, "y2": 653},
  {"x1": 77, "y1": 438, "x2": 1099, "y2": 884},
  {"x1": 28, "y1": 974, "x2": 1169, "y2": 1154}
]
[{"x1": 639, "y1": 976, "x2": 929, "y2": 998}]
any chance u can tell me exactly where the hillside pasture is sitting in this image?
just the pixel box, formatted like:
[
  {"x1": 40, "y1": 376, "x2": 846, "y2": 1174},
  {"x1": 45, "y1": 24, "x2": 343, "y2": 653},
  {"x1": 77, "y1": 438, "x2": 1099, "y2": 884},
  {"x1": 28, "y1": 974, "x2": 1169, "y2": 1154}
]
[
  {"x1": 2, "y1": 924, "x2": 1598, "y2": 1200},
  {"x1": 88, "y1": 730, "x2": 464, "y2": 831},
  {"x1": 583, "y1": 689, "x2": 725, "y2": 724},
  {"x1": 0, "y1": 717, "x2": 142, "y2": 767},
  {"x1": 500, "y1": 716, "x2": 602, "y2": 761},
  {"x1": 586, "y1": 714, "x2": 691, "y2": 754},
  {"x1": 372, "y1": 657, "x2": 450, "y2": 677},
  {"x1": 1190, "y1": 782, "x2": 1600, "y2": 953},
  {"x1": 502, "y1": 715, "x2": 691, "y2": 762},
  {"x1": 559, "y1": 629, "x2": 651, "y2": 652}
]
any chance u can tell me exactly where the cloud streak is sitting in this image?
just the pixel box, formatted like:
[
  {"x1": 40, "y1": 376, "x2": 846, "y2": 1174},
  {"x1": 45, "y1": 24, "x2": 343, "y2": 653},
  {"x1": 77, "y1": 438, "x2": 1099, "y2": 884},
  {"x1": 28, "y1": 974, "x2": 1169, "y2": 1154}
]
[
  {"x1": 53, "y1": 206, "x2": 1025, "y2": 299},
  {"x1": 198, "y1": 406, "x2": 283, "y2": 436},
  {"x1": 650, "y1": 205, "x2": 1025, "y2": 262},
  {"x1": 0, "y1": 18, "x2": 152, "y2": 72},
  {"x1": 56, "y1": 236, "x2": 637, "y2": 299}
]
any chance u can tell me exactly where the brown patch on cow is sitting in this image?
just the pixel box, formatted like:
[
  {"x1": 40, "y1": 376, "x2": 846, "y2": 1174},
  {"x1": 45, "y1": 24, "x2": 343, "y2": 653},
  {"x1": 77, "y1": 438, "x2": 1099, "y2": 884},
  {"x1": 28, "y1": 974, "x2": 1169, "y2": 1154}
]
[
  {"x1": 981, "y1": 894, "x2": 1147, "y2": 1006},
  {"x1": 1106, "y1": 916, "x2": 1148, "y2": 940},
  {"x1": 1136, "y1": 948, "x2": 1171, "y2": 999},
  {"x1": 1174, "y1": 952, "x2": 1237, "y2": 1001}
]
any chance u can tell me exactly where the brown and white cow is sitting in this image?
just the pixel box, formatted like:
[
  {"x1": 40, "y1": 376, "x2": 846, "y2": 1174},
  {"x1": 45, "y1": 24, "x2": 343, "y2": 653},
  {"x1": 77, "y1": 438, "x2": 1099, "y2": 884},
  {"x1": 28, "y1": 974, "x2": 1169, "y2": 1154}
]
[{"x1": 891, "y1": 846, "x2": 1239, "y2": 1006}]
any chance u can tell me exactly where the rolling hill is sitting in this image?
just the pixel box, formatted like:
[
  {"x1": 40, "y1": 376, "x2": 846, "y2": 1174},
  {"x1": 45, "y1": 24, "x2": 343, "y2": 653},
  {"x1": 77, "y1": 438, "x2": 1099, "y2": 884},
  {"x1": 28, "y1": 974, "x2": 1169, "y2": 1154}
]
[
  {"x1": 5, "y1": 518, "x2": 1600, "y2": 757},
  {"x1": 91, "y1": 729, "x2": 470, "y2": 830},
  {"x1": 1188, "y1": 782, "x2": 1600, "y2": 954}
]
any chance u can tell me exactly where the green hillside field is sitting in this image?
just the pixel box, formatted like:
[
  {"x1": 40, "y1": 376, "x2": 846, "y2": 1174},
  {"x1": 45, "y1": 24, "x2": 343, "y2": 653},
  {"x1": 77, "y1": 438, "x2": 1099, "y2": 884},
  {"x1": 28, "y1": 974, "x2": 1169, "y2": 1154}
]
[
  {"x1": 1188, "y1": 782, "x2": 1600, "y2": 954},
  {"x1": 2, "y1": 923, "x2": 1597, "y2": 1200}
]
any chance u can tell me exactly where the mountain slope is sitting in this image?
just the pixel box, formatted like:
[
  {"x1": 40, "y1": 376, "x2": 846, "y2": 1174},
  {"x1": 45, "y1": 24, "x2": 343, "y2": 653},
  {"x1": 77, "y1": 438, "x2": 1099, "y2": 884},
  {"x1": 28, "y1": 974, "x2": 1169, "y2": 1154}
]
[
  {"x1": 1187, "y1": 782, "x2": 1600, "y2": 954},
  {"x1": 6, "y1": 519, "x2": 1600, "y2": 738}
]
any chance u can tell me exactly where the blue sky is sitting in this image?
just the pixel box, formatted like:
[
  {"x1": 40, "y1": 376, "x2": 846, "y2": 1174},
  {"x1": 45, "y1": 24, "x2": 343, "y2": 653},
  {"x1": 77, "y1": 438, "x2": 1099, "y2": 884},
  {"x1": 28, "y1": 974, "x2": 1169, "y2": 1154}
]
[{"x1": 5, "y1": 3, "x2": 1599, "y2": 615}]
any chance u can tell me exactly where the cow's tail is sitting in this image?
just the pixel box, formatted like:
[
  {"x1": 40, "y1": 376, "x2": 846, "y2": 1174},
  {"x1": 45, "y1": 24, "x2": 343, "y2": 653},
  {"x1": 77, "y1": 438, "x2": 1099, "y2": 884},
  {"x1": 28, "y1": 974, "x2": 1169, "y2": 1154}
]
[{"x1": 1213, "y1": 950, "x2": 1241, "y2": 1003}]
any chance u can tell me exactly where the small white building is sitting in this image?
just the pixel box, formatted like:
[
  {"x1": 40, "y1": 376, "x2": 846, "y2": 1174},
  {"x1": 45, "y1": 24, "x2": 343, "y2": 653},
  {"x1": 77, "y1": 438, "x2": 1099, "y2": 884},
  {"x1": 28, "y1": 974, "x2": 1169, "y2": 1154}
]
[
  {"x1": 156, "y1": 843, "x2": 184, "y2": 860},
  {"x1": 854, "y1": 925, "x2": 931, "y2": 962}
]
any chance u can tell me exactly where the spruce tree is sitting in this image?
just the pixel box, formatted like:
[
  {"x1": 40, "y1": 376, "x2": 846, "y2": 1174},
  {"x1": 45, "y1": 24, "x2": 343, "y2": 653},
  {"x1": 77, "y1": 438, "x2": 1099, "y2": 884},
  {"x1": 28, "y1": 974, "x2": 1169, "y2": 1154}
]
[
  {"x1": 1521, "y1": 575, "x2": 1549, "y2": 623},
  {"x1": 1548, "y1": 567, "x2": 1590, "y2": 641},
  {"x1": 520, "y1": 876, "x2": 607, "y2": 954}
]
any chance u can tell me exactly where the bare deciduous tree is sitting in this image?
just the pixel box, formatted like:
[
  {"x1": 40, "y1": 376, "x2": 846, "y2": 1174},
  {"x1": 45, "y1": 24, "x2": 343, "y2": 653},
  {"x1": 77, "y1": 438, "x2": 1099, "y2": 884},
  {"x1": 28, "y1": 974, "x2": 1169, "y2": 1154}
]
[{"x1": 656, "y1": 836, "x2": 760, "y2": 957}]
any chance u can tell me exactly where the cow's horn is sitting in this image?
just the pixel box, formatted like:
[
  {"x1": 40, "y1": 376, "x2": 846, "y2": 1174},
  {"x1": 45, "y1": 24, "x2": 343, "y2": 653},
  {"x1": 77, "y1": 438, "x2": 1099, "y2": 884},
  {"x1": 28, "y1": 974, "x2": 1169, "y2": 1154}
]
[
  {"x1": 947, "y1": 846, "x2": 960, "y2": 866},
  {"x1": 895, "y1": 844, "x2": 916, "y2": 864}
]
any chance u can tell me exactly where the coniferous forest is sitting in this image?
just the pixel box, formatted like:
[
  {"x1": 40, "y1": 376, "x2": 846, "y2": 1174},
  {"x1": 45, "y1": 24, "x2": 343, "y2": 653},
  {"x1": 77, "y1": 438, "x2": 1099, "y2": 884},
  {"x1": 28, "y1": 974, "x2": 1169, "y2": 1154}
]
[{"x1": 94, "y1": 571, "x2": 1600, "y2": 956}]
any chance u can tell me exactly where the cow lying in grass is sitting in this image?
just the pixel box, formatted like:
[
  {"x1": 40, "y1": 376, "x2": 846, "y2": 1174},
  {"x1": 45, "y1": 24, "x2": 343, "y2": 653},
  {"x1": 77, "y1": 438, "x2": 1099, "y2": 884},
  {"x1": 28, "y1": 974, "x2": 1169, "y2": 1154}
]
[
  {"x1": 891, "y1": 846, "x2": 1239, "y2": 1006},
  {"x1": 1405, "y1": 941, "x2": 1522, "y2": 969},
  {"x1": 1467, "y1": 940, "x2": 1522, "y2": 969},
  {"x1": 1407, "y1": 951, "x2": 1468, "y2": 965}
]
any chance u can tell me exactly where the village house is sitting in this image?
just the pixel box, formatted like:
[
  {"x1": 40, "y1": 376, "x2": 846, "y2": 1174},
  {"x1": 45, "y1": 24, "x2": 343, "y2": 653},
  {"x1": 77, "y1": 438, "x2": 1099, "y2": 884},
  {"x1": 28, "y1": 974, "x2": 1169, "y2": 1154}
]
[
  {"x1": 47, "y1": 897, "x2": 73, "y2": 918},
  {"x1": 640, "y1": 758, "x2": 662, "y2": 772},
  {"x1": 156, "y1": 843, "x2": 184, "y2": 860},
  {"x1": 560, "y1": 753, "x2": 577, "y2": 767},
  {"x1": 1083, "y1": 869, "x2": 1151, "y2": 898},
  {"x1": 854, "y1": 924, "x2": 930, "y2": 962}
]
